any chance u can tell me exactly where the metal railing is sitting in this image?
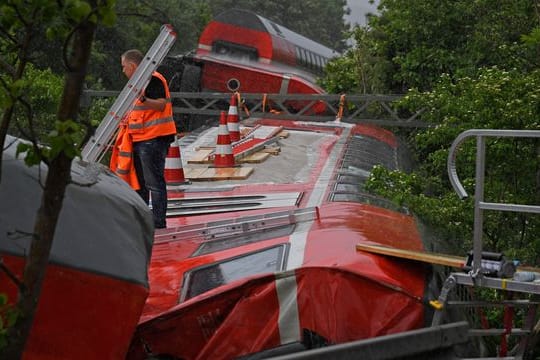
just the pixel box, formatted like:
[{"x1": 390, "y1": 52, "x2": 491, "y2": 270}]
[
  {"x1": 81, "y1": 91, "x2": 428, "y2": 127},
  {"x1": 447, "y1": 129, "x2": 540, "y2": 277}
]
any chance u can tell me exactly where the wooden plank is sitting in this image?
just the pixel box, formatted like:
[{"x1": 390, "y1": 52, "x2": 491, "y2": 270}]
[
  {"x1": 356, "y1": 243, "x2": 540, "y2": 274},
  {"x1": 190, "y1": 167, "x2": 254, "y2": 181},
  {"x1": 239, "y1": 152, "x2": 270, "y2": 163},
  {"x1": 250, "y1": 125, "x2": 283, "y2": 139},
  {"x1": 356, "y1": 243, "x2": 466, "y2": 268},
  {"x1": 187, "y1": 149, "x2": 213, "y2": 164},
  {"x1": 183, "y1": 167, "x2": 208, "y2": 180},
  {"x1": 262, "y1": 146, "x2": 281, "y2": 155},
  {"x1": 226, "y1": 167, "x2": 253, "y2": 180},
  {"x1": 278, "y1": 130, "x2": 289, "y2": 138}
]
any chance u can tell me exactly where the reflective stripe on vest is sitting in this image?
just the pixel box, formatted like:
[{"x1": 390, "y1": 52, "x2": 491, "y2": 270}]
[
  {"x1": 110, "y1": 126, "x2": 140, "y2": 190},
  {"x1": 116, "y1": 150, "x2": 132, "y2": 176},
  {"x1": 128, "y1": 116, "x2": 175, "y2": 130},
  {"x1": 127, "y1": 71, "x2": 176, "y2": 142}
]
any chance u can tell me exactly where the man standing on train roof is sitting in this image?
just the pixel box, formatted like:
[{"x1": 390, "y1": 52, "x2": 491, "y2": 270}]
[{"x1": 119, "y1": 49, "x2": 177, "y2": 229}]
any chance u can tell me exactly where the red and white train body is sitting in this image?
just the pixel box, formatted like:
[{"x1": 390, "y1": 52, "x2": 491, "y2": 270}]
[
  {"x1": 193, "y1": 8, "x2": 338, "y2": 95},
  {"x1": 125, "y1": 120, "x2": 430, "y2": 359}
]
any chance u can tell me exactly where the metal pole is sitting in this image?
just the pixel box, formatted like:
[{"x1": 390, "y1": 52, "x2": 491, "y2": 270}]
[{"x1": 472, "y1": 135, "x2": 485, "y2": 276}]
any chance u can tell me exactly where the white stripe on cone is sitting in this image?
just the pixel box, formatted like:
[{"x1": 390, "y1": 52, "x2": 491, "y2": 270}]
[
  {"x1": 227, "y1": 94, "x2": 240, "y2": 142},
  {"x1": 214, "y1": 111, "x2": 235, "y2": 167},
  {"x1": 165, "y1": 136, "x2": 186, "y2": 184}
]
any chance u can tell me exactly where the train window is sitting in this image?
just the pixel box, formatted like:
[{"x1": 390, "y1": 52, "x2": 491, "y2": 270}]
[
  {"x1": 212, "y1": 40, "x2": 259, "y2": 61},
  {"x1": 307, "y1": 51, "x2": 315, "y2": 69},
  {"x1": 301, "y1": 48, "x2": 309, "y2": 66},
  {"x1": 180, "y1": 244, "x2": 288, "y2": 302},
  {"x1": 295, "y1": 47, "x2": 303, "y2": 65},
  {"x1": 314, "y1": 55, "x2": 321, "y2": 70}
]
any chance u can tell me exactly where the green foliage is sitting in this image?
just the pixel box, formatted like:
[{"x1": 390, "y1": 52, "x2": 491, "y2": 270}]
[
  {"x1": 325, "y1": 0, "x2": 539, "y2": 93},
  {"x1": 6, "y1": 65, "x2": 64, "y2": 139},
  {"x1": 1, "y1": 0, "x2": 117, "y2": 153},
  {"x1": 3, "y1": 63, "x2": 84, "y2": 164},
  {"x1": 0, "y1": 293, "x2": 19, "y2": 351},
  {"x1": 89, "y1": 0, "x2": 212, "y2": 88},
  {"x1": 366, "y1": 165, "x2": 475, "y2": 251},
  {"x1": 367, "y1": 68, "x2": 540, "y2": 263},
  {"x1": 319, "y1": 26, "x2": 389, "y2": 94}
]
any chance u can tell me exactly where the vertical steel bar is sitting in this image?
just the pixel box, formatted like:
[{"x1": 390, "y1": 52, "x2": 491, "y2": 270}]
[{"x1": 472, "y1": 135, "x2": 486, "y2": 275}]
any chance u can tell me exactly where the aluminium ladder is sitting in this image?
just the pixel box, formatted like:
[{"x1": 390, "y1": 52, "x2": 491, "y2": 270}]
[
  {"x1": 81, "y1": 24, "x2": 177, "y2": 163},
  {"x1": 432, "y1": 129, "x2": 540, "y2": 359}
]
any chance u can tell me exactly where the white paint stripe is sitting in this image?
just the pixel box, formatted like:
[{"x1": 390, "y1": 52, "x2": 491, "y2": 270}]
[
  {"x1": 276, "y1": 125, "x2": 352, "y2": 345},
  {"x1": 280, "y1": 75, "x2": 290, "y2": 95},
  {"x1": 228, "y1": 106, "x2": 238, "y2": 115},
  {"x1": 275, "y1": 272, "x2": 301, "y2": 344},
  {"x1": 197, "y1": 44, "x2": 212, "y2": 51},
  {"x1": 286, "y1": 126, "x2": 351, "y2": 270}
]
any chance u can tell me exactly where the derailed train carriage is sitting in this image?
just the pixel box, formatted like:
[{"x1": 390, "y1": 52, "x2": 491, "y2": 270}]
[
  {"x1": 125, "y1": 120, "x2": 435, "y2": 359},
  {"x1": 161, "y1": 8, "x2": 340, "y2": 131}
]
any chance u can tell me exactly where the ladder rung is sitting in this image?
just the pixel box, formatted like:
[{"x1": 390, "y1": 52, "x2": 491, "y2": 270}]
[
  {"x1": 461, "y1": 357, "x2": 516, "y2": 360},
  {"x1": 451, "y1": 272, "x2": 540, "y2": 294},
  {"x1": 468, "y1": 328, "x2": 530, "y2": 336},
  {"x1": 447, "y1": 299, "x2": 540, "y2": 307}
]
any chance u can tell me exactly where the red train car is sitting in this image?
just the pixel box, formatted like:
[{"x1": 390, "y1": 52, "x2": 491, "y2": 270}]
[
  {"x1": 124, "y1": 120, "x2": 433, "y2": 359},
  {"x1": 162, "y1": 9, "x2": 339, "y2": 117},
  {"x1": 194, "y1": 8, "x2": 338, "y2": 93}
]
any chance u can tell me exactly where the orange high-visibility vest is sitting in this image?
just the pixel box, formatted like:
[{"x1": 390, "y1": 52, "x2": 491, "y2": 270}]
[
  {"x1": 110, "y1": 125, "x2": 140, "y2": 190},
  {"x1": 127, "y1": 71, "x2": 176, "y2": 142}
]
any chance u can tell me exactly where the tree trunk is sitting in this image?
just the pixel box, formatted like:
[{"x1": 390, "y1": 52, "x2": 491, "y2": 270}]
[{"x1": 3, "y1": 19, "x2": 96, "y2": 358}]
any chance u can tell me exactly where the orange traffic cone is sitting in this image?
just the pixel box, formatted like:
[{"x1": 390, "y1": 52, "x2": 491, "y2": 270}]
[
  {"x1": 165, "y1": 135, "x2": 188, "y2": 185},
  {"x1": 214, "y1": 111, "x2": 235, "y2": 168},
  {"x1": 227, "y1": 93, "x2": 240, "y2": 142}
]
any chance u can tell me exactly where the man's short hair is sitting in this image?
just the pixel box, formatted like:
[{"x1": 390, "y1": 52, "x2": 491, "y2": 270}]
[{"x1": 122, "y1": 49, "x2": 144, "y2": 65}]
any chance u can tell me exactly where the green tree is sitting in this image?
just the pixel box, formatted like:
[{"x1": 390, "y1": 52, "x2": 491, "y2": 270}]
[
  {"x1": 366, "y1": 68, "x2": 540, "y2": 263},
  {"x1": 319, "y1": 25, "x2": 389, "y2": 94},
  {"x1": 0, "y1": 0, "x2": 115, "y2": 357},
  {"x1": 319, "y1": 2, "x2": 540, "y2": 266},
  {"x1": 326, "y1": 0, "x2": 539, "y2": 94},
  {"x1": 86, "y1": 0, "x2": 212, "y2": 89}
]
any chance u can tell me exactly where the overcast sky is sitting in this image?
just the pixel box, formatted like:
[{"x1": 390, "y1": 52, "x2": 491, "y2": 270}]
[{"x1": 345, "y1": 0, "x2": 379, "y2": 26}]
